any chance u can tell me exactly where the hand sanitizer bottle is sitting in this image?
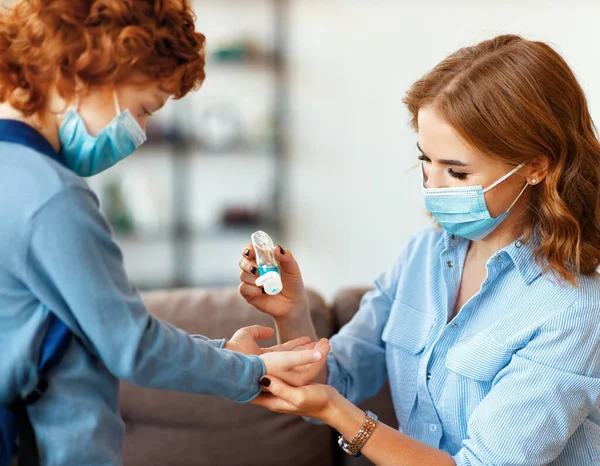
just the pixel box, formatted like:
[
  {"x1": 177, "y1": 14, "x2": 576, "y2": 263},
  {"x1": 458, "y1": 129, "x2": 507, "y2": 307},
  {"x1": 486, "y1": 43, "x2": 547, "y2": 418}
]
[{"x1": 251, "y1": 230, "x2": 283, "y2": 295}]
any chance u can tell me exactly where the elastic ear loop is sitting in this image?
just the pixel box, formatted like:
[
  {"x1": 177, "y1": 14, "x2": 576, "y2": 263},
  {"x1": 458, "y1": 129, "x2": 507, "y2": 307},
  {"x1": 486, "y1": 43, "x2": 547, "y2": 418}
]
[
  {"x1": 112, "y1": 91, "x2": 121, "y2": 115},
  {"x1": 482, "y1": 162, "x2": 529, "y2": 212},
  {"x1": 64, "y1": 94, "x2": 80, "y2": 113},
  {"x1": 505, "y1": 183, "x2": 529, "y2": 212},
  {"x1": 483, "y1": 162, "x2": 526, "y2": 193}
]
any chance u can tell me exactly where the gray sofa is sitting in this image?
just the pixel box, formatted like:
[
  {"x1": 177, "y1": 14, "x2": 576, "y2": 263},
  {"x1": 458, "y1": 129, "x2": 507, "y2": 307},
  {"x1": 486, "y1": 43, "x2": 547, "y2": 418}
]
[{"x1": 119, "y1": 287, "x2": 397, "y2": 466}]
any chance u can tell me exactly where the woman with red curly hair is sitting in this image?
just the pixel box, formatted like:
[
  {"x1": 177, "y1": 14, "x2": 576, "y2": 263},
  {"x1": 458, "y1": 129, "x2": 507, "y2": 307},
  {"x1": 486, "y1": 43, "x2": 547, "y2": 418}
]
[
  {"x1": 0, "y1": 1, "x2": 330, "y2": 465},
  {"x1": 239, "y1": 35, "x2": 600, "y2": 464}
]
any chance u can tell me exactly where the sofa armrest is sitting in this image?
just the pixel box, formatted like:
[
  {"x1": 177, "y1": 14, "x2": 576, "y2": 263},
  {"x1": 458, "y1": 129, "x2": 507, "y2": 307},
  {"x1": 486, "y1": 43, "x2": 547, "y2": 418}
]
[{"x1": 330, "y1": 287, "x2": 373, "y2": 332}]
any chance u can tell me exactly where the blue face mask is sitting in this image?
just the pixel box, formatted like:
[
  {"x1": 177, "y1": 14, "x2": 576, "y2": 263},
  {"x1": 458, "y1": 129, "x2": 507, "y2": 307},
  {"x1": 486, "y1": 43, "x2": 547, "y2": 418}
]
[
  {"x1": 422, "y1": 162, "x2": 528, "y2": 241},
  {"x1": 58, "y1": 92, "x2": 147, "y2": 177}
]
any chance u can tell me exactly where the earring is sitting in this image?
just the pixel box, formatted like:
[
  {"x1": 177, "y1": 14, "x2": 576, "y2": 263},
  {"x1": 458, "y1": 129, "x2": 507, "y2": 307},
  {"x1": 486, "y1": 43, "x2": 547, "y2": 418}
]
[{"x1": 531, "y1": 178, "x2": 537, "y2": 185}]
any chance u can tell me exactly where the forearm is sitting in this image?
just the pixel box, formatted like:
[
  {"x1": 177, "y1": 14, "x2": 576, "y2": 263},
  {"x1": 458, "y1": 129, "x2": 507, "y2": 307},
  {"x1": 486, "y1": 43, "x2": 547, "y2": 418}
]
[
  {"x1": 117, "y1": 318, "x2": 265, "y2": 402},
  {"x1": 324, "y1": 394, "x2": 455, "y2": 466},
  {"x1": 274, "y1": 298, "x2": 318, "y2": 344},
  {"x1": 274, "y1": 299, "x2": 327, "y2": 384}
]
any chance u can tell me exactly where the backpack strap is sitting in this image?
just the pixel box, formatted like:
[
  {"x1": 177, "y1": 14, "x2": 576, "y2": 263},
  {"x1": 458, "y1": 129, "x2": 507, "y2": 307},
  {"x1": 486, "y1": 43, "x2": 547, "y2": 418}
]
[
  {"x1": 0, "y1": 121, "x2": 72, "y2": 465},
  {"x1": 3, "y1": 315, "x2": 71, "y2": 466}
]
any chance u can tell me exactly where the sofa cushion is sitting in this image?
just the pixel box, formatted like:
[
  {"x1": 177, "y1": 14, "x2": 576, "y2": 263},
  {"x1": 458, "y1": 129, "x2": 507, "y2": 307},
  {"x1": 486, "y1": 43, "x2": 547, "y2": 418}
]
[{"x1": 119, "y1": 287, "x2": 333, "y2": 466}]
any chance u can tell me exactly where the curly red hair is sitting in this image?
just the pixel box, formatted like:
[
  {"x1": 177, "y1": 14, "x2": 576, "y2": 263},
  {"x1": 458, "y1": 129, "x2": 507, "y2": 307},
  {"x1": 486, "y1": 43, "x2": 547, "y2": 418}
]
[
  {"x1": 404, "y1": 34, "x2": 600, "y2": 284},
  {"x1": 0, "y1": 0, "x2": 206, "y2": 115}
]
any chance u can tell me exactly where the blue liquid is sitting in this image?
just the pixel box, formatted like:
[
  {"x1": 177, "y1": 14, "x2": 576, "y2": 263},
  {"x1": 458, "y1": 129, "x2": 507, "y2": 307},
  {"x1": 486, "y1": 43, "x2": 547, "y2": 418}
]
[{"x1": 258, "y1": 266, "x2": 280, "y2": 276}]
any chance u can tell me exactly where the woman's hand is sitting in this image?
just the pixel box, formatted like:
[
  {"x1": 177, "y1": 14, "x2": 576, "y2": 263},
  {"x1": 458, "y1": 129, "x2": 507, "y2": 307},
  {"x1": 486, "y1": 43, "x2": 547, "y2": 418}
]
[
  {"x1": 238, "y1": 245, "x2": 309, "y2": 322},
  {"x1": 253, "y1": 377, "x2": 456, "y2": 466},
  {"x1": 250, "y1": 376, "x2": 342, "y2": 423},
  {"x1": 260, "y1": 338, "x2": 331, "y2": 387},
  {"x1": 224, "y1": 325, "x2": 313, "y2": 356}
]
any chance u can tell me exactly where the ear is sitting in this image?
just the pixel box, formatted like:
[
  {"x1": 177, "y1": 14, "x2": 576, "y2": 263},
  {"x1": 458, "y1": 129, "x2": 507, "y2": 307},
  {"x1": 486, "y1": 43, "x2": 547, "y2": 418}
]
[{"x1": 525, "y1": 155, "x2": 550, "y2": 186}]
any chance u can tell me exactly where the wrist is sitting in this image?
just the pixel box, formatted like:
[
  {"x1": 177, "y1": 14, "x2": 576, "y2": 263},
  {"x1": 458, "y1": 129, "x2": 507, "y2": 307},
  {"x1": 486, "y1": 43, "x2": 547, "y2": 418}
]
[
  {"x1": 273, "y1": 298, "x2": 310, "y2": 324},
  {"x1": 320, "y1": 388, "x2": 348, "y2": 426},
  {"x1": 323, "y1": 391, "x2": 364, "y2": 433}
]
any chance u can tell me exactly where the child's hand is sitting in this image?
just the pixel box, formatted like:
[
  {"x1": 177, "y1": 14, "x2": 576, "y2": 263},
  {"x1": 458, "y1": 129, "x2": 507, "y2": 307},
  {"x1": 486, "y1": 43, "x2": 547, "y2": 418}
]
[
  {"x1": 224, "y1": 325, "x2": 313, "y2": 356},
  {"x1": 260, "y1": 338, "x2": 330, "y2": 387}
]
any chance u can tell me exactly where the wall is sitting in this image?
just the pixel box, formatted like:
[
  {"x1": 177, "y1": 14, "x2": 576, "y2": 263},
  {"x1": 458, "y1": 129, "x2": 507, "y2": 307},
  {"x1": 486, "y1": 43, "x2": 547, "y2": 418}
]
[{"x1": 284, "y1": 0, "x2": 600, "y2": 300}]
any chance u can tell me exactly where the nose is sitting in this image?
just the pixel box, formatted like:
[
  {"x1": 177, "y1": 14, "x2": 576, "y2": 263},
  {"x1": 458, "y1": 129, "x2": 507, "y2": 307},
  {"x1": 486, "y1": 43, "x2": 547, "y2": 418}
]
[{"x1": 422, "y1": 164, "x2": 445, "y2": 189}]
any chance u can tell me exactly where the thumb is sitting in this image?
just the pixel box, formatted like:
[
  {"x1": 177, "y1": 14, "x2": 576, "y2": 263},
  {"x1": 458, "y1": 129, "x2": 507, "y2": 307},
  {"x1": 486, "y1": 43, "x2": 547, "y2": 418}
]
[
  {"x1": 274, "y1": 246, "x2": 303, "y2": 278},
  {"x1": 240, "y1": 325, "x2": 275, "y2": 341},
  {"x1": 313, "y1": 338, "x2": 331, "y2": 358}
]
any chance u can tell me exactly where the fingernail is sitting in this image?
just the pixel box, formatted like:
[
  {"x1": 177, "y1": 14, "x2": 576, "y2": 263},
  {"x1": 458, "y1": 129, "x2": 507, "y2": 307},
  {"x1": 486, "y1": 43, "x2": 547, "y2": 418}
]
[
  {"x1": 260, "y1": 377, "x2": 271, "y2": 387},
  {"x1": 250, "y1": 266, "x2": 257, "y2": 276},
  {"x1": 262, "y1": 288, "x2": 267, "y2": 295},
  {"x1": 313, "y1": 352, "x2": 322, "y2": 361},
  {"x1": 279, "y1": 246, "x2": 285, "y2": 255},
  {"x1": 244, "y1": 249, "x2": 250, "y2": 257}
]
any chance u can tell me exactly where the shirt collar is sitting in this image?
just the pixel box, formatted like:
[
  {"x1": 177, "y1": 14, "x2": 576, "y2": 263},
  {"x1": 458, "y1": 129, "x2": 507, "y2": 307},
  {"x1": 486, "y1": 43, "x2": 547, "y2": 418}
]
[
  {"x1": 443, "y1": 230, "x2": 464, "y2": 248},
  {"x1": 503, "y1": 238, "x2": 543, "y2": 285},
  {"x1": 442, "y1": 229, "x2": 543, "y2": 285},
  {"x1": 0, "y1": 119, "x2": 64, "y2": 166}
]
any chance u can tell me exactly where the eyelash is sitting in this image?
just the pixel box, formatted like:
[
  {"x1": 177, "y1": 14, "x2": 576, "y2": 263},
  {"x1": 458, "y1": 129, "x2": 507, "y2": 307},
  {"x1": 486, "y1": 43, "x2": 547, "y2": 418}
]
[
  {"x1": 418, "y1": 154, "x2": 468, "y2": 180},
  {"x1": 448, "y1": 168, "x2": 468, "y2": 180}
]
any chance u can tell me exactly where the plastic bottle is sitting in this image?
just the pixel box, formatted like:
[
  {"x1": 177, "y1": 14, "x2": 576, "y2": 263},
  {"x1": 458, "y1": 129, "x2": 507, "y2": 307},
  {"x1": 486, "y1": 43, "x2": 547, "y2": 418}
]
[{"x1": 251, "y1": 230, "x2": 283, "y2": 295}]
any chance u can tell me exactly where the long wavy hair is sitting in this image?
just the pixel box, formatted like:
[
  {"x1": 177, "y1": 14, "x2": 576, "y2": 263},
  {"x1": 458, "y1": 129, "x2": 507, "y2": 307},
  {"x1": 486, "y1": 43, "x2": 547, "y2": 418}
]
[
  {"x1": 404, "y1": 34, "x2": 600, "y2": 284},
  {"x1": 0, "y1": 0, "x2": 206, "y2": 115}
]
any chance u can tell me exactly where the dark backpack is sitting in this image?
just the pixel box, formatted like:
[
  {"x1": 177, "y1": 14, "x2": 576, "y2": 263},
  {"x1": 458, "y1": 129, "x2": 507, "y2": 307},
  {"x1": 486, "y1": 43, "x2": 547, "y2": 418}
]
[{"x1": 0, "y1": 316, "x2": 71, "y2": 466}]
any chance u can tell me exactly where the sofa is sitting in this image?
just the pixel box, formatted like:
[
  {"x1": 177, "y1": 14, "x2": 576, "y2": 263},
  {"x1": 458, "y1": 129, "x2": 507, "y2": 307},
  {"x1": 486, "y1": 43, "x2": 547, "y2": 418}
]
[{"x1": 119, "y1": 287, "x2": 398, "y2": 466}]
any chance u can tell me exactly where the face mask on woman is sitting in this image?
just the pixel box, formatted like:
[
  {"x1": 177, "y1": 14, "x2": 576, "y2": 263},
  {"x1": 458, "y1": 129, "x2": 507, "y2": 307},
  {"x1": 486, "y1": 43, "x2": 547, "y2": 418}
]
[
  {"x1": 58, "y1": 91, "x2": 147, "y2": 177},
  {"x1": 422, "y1": 163, "x2": 528, "y2": 240}
]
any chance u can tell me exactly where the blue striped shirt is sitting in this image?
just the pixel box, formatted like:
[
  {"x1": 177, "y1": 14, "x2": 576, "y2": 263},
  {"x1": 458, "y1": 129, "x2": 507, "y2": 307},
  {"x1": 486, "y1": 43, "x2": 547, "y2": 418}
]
[{"x1": 328, "y1": 227, "x2": 600, "y2": 465}]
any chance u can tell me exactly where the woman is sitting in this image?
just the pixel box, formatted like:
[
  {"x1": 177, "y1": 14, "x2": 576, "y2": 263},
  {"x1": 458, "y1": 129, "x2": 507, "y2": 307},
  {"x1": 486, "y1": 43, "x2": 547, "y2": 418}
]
[
  {"x1": 239, "y1": 35, "x2": 600, "y2": 465},
  {"x1": 0, "y1": 1, "x2": 330, "y2": 465}
]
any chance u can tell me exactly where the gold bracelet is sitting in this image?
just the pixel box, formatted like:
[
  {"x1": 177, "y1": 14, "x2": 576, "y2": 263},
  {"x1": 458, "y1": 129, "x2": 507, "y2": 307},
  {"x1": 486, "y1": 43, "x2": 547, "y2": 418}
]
[{"x1": 337, "y1": 410, "x2": 379, "y2": 457}]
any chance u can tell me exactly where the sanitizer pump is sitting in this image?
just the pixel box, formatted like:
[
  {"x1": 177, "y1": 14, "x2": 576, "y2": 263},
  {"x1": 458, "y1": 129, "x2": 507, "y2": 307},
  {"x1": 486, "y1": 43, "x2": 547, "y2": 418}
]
[{"x1": 251, "y1": 230, "x2": 283, "y2": 295}]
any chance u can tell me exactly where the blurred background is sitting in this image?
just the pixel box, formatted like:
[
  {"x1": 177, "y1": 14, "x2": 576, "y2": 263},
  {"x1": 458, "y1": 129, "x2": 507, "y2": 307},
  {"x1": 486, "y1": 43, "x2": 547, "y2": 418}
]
[{"x1": 87, "y1": 0, "x2": 600, "y2": 301}]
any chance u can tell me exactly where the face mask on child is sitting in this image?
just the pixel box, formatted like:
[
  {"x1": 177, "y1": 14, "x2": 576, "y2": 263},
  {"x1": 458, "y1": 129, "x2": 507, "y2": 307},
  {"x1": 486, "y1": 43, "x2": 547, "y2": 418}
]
[{"x1": 59, "y1": 91, "x2": 146, "y2": 177}]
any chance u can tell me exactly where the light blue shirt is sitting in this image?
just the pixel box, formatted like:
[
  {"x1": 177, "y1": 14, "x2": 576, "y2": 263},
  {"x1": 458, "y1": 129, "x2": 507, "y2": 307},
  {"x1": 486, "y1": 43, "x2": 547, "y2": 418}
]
[
  {"x1": 0, "y1": 121, "x2": 266, "y2": 465},
  {"x1": 328, "y1": 227, "x2": 600, "y2": 465}
]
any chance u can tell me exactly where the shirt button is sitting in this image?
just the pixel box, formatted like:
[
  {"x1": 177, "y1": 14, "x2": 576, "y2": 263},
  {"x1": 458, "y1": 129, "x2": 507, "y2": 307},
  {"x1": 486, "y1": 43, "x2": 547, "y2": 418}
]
[
  {"x1": 450, "y1": 234, "x2": 456, "y2": 240},
  {"x1": 426, "y1": 372, "x2": 432, "y2": 380},
  {"x1": 447, "y1": 261, "x2": 454, "y2": 268},
  {"x1": 484, "y1": 280, "x2": 490, "y2": 286},
  {"x1": 515, "y1": 241, "x2": 522, "y2": 249},
  {"x1": 429, "y1": 424, "x2": 437, "y2": 432},
  {"x1": 451, "y1": 323, "x2": 458, "y2": 328}
]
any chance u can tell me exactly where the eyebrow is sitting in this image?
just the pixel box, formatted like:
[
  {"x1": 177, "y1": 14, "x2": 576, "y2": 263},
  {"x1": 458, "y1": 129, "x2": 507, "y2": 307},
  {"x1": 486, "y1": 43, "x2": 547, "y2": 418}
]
[{"x1": 416, "y1": 142, "x2": 469, "y2": 167}]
